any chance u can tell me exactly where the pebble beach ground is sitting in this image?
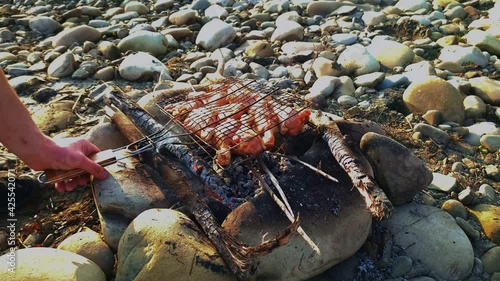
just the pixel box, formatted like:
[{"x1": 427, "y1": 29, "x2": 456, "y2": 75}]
[{"x1": 0, "y1": 0, "x2": 499, "y2": 280}]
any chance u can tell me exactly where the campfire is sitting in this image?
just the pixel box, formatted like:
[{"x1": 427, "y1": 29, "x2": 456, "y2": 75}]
[{"x1": 47, "y1": 78, "x2": 394, "y2": 280}]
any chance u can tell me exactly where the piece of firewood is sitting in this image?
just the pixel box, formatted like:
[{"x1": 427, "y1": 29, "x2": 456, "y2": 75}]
[{"x1": 321, "y1": 121, "x2": 394, "y2": 220}]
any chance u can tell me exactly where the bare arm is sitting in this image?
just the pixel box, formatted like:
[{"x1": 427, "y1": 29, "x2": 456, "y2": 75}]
[{"x1": 0, "y1": 71, "x2": 107, "y2": 191}]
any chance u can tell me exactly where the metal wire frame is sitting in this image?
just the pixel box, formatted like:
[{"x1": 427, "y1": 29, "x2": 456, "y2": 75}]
[{"x1": 155, "y1": 78, "x2": 310, "y2": 166}]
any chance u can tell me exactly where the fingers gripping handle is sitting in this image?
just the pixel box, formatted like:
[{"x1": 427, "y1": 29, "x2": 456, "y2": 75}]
[{"x1": 40, "y1": 149, "x2": 117, "y2": 184}]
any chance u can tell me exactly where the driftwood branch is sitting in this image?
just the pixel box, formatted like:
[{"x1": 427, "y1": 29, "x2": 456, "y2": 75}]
[{"x1": 320, "y1": 121, "x2": 394, "y2": 220}]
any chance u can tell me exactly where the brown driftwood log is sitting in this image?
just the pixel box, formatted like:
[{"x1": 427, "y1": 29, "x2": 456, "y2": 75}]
[{"x1": 105, "y1": 100, "x2": 299, "y2": 280}]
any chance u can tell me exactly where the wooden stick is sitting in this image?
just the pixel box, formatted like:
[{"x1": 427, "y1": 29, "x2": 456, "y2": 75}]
[
  {"x1": 258, "y1": 158, "x2": 294, "y2": 215},
  {"x1": 320, "y1": 121, "x2": 394, "y2": 220},
  {"x1": 251, "y1": 166, "x2": 321, "y2": 254},
  {"x1": 275, "y1": 154, "x2": 339, "y2": 183}
]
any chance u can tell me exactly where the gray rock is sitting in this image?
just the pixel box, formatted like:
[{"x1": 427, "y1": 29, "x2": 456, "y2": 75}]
[
  {"x1": 367, "y1": 39, "x2": 415, "y2": 68},
  {"x1": 271, "y1": 20, "x2": 304, "y2": 42},
  {"x1": 312, "y1": 57, "x2": 344, "y2": 77},
  {"x1": 161, "y1": 28, "x2": 192, "y2": 40},
  {"x1": 195, "y1": 19, "x2": 236, "y2": 51},
  {"x1": 408, "y1": 278, "x2": 436, "y2": 281},
  {"x1": 428, "y1": 173, "x2": 457, "y2": 193},
  {"x1": 469, "y1": 77, "x2": 500, "y2": 106},
  {"x1": 337, "y1": 95, "x2": 358, "y2": 106},
  {"x1": 249, "y1": 62, "x2": 269, "y2": 79},
  {"x1": 85, "y1": 122, "x2": 130, "y2": 150},
  {"x1": 29, "y1": 16, "x2": 62, "y2": 36},
  {"x1": 439, "y1": 45, "x2": 488, "y2": 67},
  {"x1": 353, "y1": 72, "x2": 385, "y2": 88},
  {"x1": 376, "y1": 74, "x2": 410, "y2": 90},
  {"x1": 117, "y1": 31, "x2": 171, "y2": 57},
  {"x1": 331, "y1": 33, "x2": 358, "y2": 45},
  {"x1": 205, "y1": 4, "x2": 228, "y2": 19},
  {"x1": 92, "y1": 154, "x2": 178, "y2": 219},
  {"x1": 445, "y1": 5, "x2": 466, "y2": 19},
  {"x1": 472, "y1": 257, "x2": 483, "y2": 275},
  {"x1": 360, "y1": 132, "x2": 432, "y2": 205},
  {"x1": 98, "y1": 212, "x2": 130, "y2": 251},
  {"x1": 458, "y1": 187, "x2": 476, "y2": 205},
  {"x1": 8, "y1": 75, "x2": 43, "y2": 93},
  {"x1": 169, "y1": 9, "x2": 197, "y2": 26},
  {"x1": 455, "y1": 217, "x2": 481, "y2": 241},
  {"x1": 485, "y1": 165, "x2": 500, "y2": 182},
  {"x1": 94, "y1": 66, "x2": 115, "y2": 81},
  {"x1": 276, "y1": 11, "x2": 301, "y2": 25},
  {"x1": 404, "y1": 61, "x2": 437, "y2": 83},
  {"x1": 395, "y1": 0, "x2": 429, "y2": 12},
  {"x1": 403, "y1": 77, "x2": 465, "y2": 124},
  {"x1": 190, "y1": 57, "x2": 213, "y2": 71},
  {"x1": 383, "y1": 204, "x2": 474, "y2": 280},
  {"x1": 80, "y1": 6, "x2": 102, "y2": 17},
  {"x1": 57, "y1": 228, "x2": 115, "y2": 277},
  {"x1": 97, "y1": 41, "x2": 120, "y2": 60},
  {"x1": 337, "y1": 44, "x2": 380, "y2": 76},
  {"x1": 116, "y1": 209, "x2": 235, "y2": 281},
  {"x1": 47, "y1": 52, "x2": 77, "y2": 78},
  {"x1": 441, "y1": 199, "x2": 467, "y2": 219},
  {"x1": 0, "y1": 51, "x2": 17, "y2": 63},
  {"x1": 464, "y1": 29, "x2": 500, "y2": 56},
  {"x1": 478, "y1": 184, "x2": 496, "y2": 202},
  {"x1": 414, "y1": 123, "x2": 450, "y2": 143},
  {"x1": 362, "y1": 11, "x2": 386, "y2": 26},
  {"x1": 111, "y1": 11, "x2": 139, "y2": 22},
  {"x1": 223, "y1": 141, "x2": 372, "y2": 281},
  {"x1": 464, "y1": 122, "x2": 499, "y2": 146},
  {"x1": 481, "y1": 135, "x2": 500, "y2": 152},
  {"x1": 155, "y1": 0, "x2": 175, "y2": 12},
  {"x1": 0, "y1": 248, "x2": 106, "y2": 281},
  {"x1": 464, "y1": 95, "x2": 486, "y2": 118},
  {"x1": 392, "y1": 256, "x2": 413, "y2": 278},
  {"x1": 124, "y1": 1, "x2": 149, "y2": 15},
  {"x1": 333, "y1": 76, "x2": 355, "y2": 98},
  {"x1": 191, "y1": 0, "x2": 211, "y2": 10},
  {"x1": 306, "y1": 1, "x2": 370, "y2": 17},
  {"x1": 481, "y1": 246, "x2": 500, "y2": 274},
  {"x1": 52, "y1": 25, "x2": 101, "y2": 48},
  {"x1": 118, "y1": 52, "x2": 172, "y2": 81},
  {"x1": 281, "y1": 42, "x2": 321, "y2": 56},
  {"x1": 422, "y1": 110, "x2": 443, "y2": 126},
  {"x1": 305, "y1": 76, "x2": 340, "y2": 103},
  {"x1": 32, "y1": 101, "x2": 76, "y2": 134}
]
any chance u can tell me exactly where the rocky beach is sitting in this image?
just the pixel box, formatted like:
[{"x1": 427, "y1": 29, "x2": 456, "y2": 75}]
[{"x1": 0, "y1": 0, "x2": 499, "y2": 280}]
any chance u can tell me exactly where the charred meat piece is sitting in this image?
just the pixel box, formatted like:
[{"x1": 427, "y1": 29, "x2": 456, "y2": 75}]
[
  {"x1": 231, "y1": 114, "x2": 266, "y2": 156},
  {"x1": 213, "y1": 118, "x2": 241, "y2": 166}
]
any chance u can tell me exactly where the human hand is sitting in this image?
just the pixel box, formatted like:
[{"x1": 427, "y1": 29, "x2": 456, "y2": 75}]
[{"x1": 25, "y1": 137, "x2": 109, "y2": 192}]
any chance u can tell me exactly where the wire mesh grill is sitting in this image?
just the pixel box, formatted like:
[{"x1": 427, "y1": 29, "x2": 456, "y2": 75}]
[{"x1": 156, "y1": 77, "x2": 311, "y2": 167}]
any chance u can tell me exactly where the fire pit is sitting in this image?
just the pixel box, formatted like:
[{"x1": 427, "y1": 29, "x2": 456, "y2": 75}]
[{"x1": 90, "y1": 79, "x2": 394, "y2": 280}]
